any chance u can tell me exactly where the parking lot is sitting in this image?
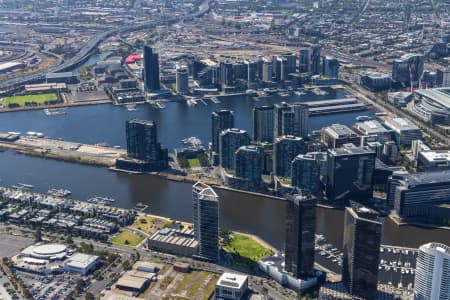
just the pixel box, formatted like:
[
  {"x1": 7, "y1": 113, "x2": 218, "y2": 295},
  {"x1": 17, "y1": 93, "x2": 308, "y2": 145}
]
[
  {"x1": 0, "y1": 233, "x2": 33, "y2": 258},
  {"x1": 17, "y1": 271, "x2": 86, "y2": 300}
]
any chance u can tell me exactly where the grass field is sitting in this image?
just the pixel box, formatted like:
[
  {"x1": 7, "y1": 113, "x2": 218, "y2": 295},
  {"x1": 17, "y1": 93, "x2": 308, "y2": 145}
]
[
  {"x1": 111, "y1": 230, "x2": 144, "y2": 247},
  {"x1": 129, "y1": 215, "x2": 171, "y2": 235},
  {"x1": 223, "y1": 233, "x2": 274, "y2": 262},
  {"x1": 188, "y1": 158, "x2": 201, "y2": 168},
  {"x1": 2, "y1": 93, "x2": 59, "y2": 107}
]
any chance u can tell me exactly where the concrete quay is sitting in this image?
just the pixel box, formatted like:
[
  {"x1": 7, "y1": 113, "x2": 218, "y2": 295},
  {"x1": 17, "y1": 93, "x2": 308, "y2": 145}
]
[{"x1": 0, "y1": 133, "x2": 126, "y2": 166}]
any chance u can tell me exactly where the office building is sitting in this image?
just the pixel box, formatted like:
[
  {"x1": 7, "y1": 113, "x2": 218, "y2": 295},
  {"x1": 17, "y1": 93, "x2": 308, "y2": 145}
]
[
  {"x1": 359, "y1": 72, "x2": 392, "y2": 91},
  {"x1": 246, "y1": 61, "x2": 257, "y2": 84},
  {"x1": 233, "y1": 62, "x2": 247, "y2": 81},
  {"x1": 274, "y1": 102, "x2": 309, "y2": 139},
  {"x1": 321, "y1": 124, "x2": 361, "y2": 148},
  {"x1": 274, "y1": 135, "x2": 306, "y2": 178},
  {"x1": 417, "y1": 150, "x2": 450, "y2": 171},
  {"x1": 215, "y1": 273, "x2": 248, "y2": 300},
  {"x1": 326, "y1": 145, "x2": 375, "y2": 201},
  {"x1": 436, "y1": 67, "x2": 450, "y2": 87},
  {"x1": 211, "y1": 110, "x2": 235, "y2": 153},
  {"x1": 196, "y1": 183, "x2": 219, "y2": 262},
  {"x1": 293, "y1": 104, "x2": 309, "y2": 138},
  {"x1": 310, "y1": 45, "x2": 321, "y2": 75},
  {"x1": 283, "y1": 53, "x2": 297, "y2": 79},
  {"x1": 389, "y1": 170, "x2": 450, "y2": 218},
  {"x1": 262, "y1": 59, "x2": 273, "y2": 82},
  {"x1": 253, "y1": 106, "x2": 274, "y2": 143},
  {"x1": 414, "y1": 242, "x2": 450, "y2": 300},
  {"x1": 322, "y1": 56, "x2": 339, "y2": 79},
  {"x1": 220, "y1": 62, "x2": 234, "y2": 86},
  {"x1": 235, "y1": 146, "x2": 263, "y2": 182},
  {"x1": 392, "y1": 54, "x2": 424, "y2": 86},
  {"x1": 342, "y1": 202, "x2": 382, "y2": 300},
  {"x1": 219, "y1": 128, "x2": 251, "y2": 170},
  {"x1": 353, "y1": 120, "x2": 393, "y2": 144},
  {"x1": 384, "y1": 118, "x2": 422, "y2": 147},
  {"x1": 291, "y1": 153, "x2": 323, "y2": 196},
  {"x1": 143, "y1": 45, "x2": 160, "y2": 92},
  {"x1": 285, "y1": 192, "x2": 316, "y2": 279},
  {"x1": 193, "y1": 181, "x2": 215, "y2": 240},
  {"x1": 274, "y1": 57, "x2": 283, "y2": 82},
  {"x1": 176, "y1": 67, "x2": 189, "y2": 94},
  {"x1": 299, "y1": 48, "x2": 310, "y2": 73},
  {"x1": 274, "y1": 102, "x2": 294, "y2": 138},
  {"x1": 412, "y1": 139, "x2": 430, "y2": 159},
  {"x1": 125, "y1": 119, "x2": 168, "y2": 168}
]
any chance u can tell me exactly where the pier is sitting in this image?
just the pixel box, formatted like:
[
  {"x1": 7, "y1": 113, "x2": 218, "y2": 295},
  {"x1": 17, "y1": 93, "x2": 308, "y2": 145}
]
[{"x1": 0, "y1": 132, "x2": 126, "y2": 166}]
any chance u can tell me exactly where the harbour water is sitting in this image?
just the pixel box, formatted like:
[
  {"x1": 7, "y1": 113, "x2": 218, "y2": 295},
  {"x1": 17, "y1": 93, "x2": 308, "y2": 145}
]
[
  {"x1": 0, "y1": 91, "x2": 448, "y2": 250},
  {"x1": 0, "y1": 89, "x2": 373, "y2": 150}
]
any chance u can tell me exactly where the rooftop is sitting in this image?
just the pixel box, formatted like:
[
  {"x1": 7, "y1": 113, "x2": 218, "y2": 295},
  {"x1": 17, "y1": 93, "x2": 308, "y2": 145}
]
[
  {"x1": 354, "y1": 120, "x2": 391, "y2": 135},
  {"x1": 401, "y1": 170, "x2": 450, "y2": 186},
  {"x1": 415, "y1": 88, "x2": 450, "y2": 110},
  {"x1": 65, "y1": 253, "x2": 99, "y2": 269},
  {"x1": 324, "y1": 124, "x2": 359, "y2": 138},
  {"x1": 421, "y1": 243, "x2": 450, "y2": 255},
  {"x1": 329, "y1": 145, "x2": 375, "y2": 156},
  {"x1": 217, "y1": 272, "x2": 248, "y2": 289},
  {"x1": 419, "y1": 150, "x2": 450, "y2": 163},
  {"x1": 384, "y1": 118, "x2": 420, "y2": 131}
]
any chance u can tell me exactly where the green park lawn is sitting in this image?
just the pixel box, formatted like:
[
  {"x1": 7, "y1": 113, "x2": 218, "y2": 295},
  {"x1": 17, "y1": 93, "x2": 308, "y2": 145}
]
[
  {"x1": 2, "y1": 93, "x2": 58, "y2": 107},
  {"x1": 187, "y1": 158, "x2": 201, "y2": 168},
  {"x1": 111, "y1": 230, "x2": 144, "y2": 247},
  {"x1": 223, "y1": 233, "x2": 273, "y2": 262}
]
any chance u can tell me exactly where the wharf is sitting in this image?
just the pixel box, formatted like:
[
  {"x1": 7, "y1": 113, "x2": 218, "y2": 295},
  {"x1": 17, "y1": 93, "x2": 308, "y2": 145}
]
[{"x1": 0, "y1": 132, "x2": 126, "y2": 166}]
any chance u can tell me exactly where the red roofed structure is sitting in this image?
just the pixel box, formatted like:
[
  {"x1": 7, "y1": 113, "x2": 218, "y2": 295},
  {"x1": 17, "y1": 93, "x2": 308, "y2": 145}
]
[{"x1": 125, "y1": 54, "x2": 143, "y2": 64}]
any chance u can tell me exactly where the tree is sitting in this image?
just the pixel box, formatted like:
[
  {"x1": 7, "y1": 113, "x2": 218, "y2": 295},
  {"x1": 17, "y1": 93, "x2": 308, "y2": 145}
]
[
  {"x1": 34, "y1": 227, "x2": 42, "y2": 242},
  {"x1": 84, "y1": 292, "x2": 95, "y2": 300},
  {"x1": 75, "y1": 278, "x2": 85, "y2": 293}
]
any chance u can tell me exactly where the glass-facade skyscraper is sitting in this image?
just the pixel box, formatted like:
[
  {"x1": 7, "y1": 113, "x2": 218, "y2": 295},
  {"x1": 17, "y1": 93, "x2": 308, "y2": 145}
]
[
  {"x1": 342, "y1": 202, "x2": 382, "y2": 300},
  {"x1": 285, "y1": 192, "x2": 316, "y2": 279},
  {"x1": 211, "y1": 110, "x2": 235, "y2": 153},
  {"x1": 143, "y1": 45, "x2": 160, "y2": 92},
  {"x1": 326, "y1": 145, "x2": 375, "y2": 202},
  {"x1": 219, "y1": 128, "x2": 250, "y2": 170},
  {"x1": 192, "y1": 182, "x2": 219, "y2": 262},
  {"x1": 125, "y1": 119, "x2": 168, "y2": 165},
  {"x1": 273, "y1": 135, "x2": 306, "y2": 178},
  {"x1": 414, "y1": 242, "x2": 450, "y2": 300},
  {"x1": 253, "y1": 106, "x2": 274, "y2": 143},
  {"x1": 235, "y1": 145, "x2": 263, "y2": 182}
]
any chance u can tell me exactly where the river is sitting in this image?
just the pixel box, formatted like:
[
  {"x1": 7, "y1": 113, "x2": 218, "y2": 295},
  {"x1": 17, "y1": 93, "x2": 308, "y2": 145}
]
[{"x1": 1, "y1": 90, "x2": 449, "y2": 250}]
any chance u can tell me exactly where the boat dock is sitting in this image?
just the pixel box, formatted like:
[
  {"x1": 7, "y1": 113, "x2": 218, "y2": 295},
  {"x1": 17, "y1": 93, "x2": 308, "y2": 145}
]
[{"x1": 301, "y1": 97, "x2": 369, "y2": 116}]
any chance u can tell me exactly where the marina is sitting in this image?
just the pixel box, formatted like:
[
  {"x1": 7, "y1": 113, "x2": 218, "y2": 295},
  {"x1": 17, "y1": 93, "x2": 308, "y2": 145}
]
[
  {"x1": 86, "y1": 196, "x2": 115, "y2": 206},
  {"x1": 48, "y1": 188, "x2": 71, "y2": 197}
]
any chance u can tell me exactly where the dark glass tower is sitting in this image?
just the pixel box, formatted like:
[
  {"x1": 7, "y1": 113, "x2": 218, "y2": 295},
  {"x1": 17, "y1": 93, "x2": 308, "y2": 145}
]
[
  {"x1": 342, "y1": 202, "x2": 382, "y2": 300},
  {"x1": 125, "y1": 119, "x2": 168, "y2": 170},
  {"x1": 194, "y1": 183, "x2": 219, "y2": 262},
  {"x1": 211, "y1": 110, "x2": 234, "y2": 153},
  {"x1": 253, "y1": 106, "x2": 274, "y2": 143},
  {"x1": 326, "y1": 145, "x2": 375, "y2": 202},
  {"x1": 143, "y1": 45, "x2": 160, "y2": 92},
  {"x1": 285, "y1": 192, "x2": 316, "y2": 279},
  {"x1": 310, "y1": 45, "x2": 321, "y2": 75}
]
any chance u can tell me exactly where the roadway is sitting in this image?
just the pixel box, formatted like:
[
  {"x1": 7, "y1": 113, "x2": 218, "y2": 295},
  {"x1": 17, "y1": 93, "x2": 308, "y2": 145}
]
[{"x1": 0, "y1": 0, "x2": 212, "y2": 90}]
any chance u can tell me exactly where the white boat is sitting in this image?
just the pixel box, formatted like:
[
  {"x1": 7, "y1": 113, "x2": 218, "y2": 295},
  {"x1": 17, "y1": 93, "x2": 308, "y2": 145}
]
[
  {"x1": 126, "y1": 103, "x2": 137, "y2": 111},
  {"x1": 7, "y1": 132, "x2": 21, "y2": 135},
  {"x1": 18, "y1": 183, "x2": 34, "y2": 188},
  {"x1": 295, "y1": 91, "x2": 306, "y2": 96},
  {"x1": 356, "y1": 115, "x2": 371, "y2": 121}
]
